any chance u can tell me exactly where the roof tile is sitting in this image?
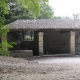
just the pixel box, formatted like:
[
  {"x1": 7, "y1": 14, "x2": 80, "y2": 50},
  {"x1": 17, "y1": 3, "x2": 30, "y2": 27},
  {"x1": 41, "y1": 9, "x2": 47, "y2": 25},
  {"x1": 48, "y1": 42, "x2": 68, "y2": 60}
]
[{"x1": 7, "y1": 19, "x2": 80, "y2": 30}]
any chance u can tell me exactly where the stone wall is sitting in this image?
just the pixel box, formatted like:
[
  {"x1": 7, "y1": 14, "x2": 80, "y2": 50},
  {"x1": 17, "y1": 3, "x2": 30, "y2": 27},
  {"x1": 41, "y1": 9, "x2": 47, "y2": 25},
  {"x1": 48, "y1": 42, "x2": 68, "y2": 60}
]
[
  {"x1": 75, "y1": 31, "x2": 80, "y2": 52},
  {"x1": 10, "y1": 50, "x2": 33, "y2": 57},
  {"x1": 43, "y1": 30, "x2": 70, "y2": 54},
  {"x1": 8, "y1": 30, "x2": 78, "y2": 56}
]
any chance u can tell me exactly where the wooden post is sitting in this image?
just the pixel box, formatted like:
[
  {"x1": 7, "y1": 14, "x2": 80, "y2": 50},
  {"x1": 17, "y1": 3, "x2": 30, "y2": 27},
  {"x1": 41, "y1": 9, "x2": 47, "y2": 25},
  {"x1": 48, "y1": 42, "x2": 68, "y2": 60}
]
[
  {"x1": 38, "y1": 32, "x2": 44, "y2": 56},
  {"x1": 70, "y1": 31, "x2": 75, "y2": 56}
]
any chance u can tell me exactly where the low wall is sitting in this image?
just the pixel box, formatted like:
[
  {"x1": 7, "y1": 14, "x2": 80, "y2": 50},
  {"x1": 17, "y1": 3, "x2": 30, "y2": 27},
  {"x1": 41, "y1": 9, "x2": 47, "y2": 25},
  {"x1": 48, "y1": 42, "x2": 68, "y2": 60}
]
[{"x1": 10, "y1": 50, "x2": 33, "y2": 57}]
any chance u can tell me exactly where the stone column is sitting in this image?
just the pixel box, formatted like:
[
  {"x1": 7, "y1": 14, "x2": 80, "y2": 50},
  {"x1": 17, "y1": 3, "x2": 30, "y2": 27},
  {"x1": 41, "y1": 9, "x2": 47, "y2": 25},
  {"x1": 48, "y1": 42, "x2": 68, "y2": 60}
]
[
  {"x1": 1, "y1": 34, "x2": 7, "y2": 52},
  {"x1": 38, "y1": 32, "x2": 44, "y2": 56},
  {"x1": 70, "y1": 31, "x2": 75, "y2": 56}
]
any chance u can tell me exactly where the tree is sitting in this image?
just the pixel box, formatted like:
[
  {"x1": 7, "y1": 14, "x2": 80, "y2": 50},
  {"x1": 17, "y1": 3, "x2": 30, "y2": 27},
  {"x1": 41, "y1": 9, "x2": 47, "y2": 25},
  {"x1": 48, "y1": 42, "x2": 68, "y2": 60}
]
[
  {"x1": 5, "y1": 0, "x2": 40, "y2": 24},
  {"x1": 37, "y1": 2, "x2": 54, "y2": 19},
  {"x1": 54, "y1": 16, "x2": 62, "y2": 19},
  {"x1": 0, "y1": 0, "x2": 42, "y2": 26},
  {"x1": 1, "y1": 0, "x2": 48, "y2": 24},
  {"x1": 0, "y1": 0, "x2": 9, "y2": 35},
  {"x1": 73, "y1": 13, "x2": 80, "y2": 19},
  {"x1": 5, "y1": 0, "x2": 52, "y2": 24},
  {"x1": 54, "y1": 16, "x2": 71, "y2": 19}
]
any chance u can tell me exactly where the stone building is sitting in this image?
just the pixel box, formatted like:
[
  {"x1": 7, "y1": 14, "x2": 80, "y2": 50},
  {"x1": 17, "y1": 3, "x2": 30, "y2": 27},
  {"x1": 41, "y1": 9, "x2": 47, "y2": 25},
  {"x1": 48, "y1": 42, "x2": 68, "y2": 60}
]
[{"x1": 2, "y1": 19, "x2": 80, "y2": 57}]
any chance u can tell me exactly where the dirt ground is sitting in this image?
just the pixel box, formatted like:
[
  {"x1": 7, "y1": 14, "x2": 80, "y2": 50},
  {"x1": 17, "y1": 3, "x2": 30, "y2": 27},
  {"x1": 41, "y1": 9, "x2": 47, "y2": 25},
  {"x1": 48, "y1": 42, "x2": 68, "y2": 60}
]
[{"x1": 0, "y1": 55, "x2": 80, "y2": 80}]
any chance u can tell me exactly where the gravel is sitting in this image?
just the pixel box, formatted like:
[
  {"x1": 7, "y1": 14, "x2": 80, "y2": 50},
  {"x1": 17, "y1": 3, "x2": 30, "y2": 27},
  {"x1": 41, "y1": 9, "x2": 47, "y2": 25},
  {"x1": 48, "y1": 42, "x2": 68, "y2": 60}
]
[{"x1": 0, "y1": 56, "x2": 80, "y2": 80}]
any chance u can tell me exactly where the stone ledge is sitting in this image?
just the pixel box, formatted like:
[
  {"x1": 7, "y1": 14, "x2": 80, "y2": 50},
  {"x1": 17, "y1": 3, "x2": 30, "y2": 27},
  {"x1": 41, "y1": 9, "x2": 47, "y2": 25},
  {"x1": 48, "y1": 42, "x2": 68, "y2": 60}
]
[{"x1": 10, "y1": 50, "x2": 33, "y2": 57}]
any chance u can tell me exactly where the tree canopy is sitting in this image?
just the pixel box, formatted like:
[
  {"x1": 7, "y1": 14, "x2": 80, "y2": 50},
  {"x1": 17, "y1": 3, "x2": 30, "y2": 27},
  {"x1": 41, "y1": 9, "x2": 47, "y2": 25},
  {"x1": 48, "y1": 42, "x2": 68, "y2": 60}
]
[
  {"x1": 73, "y1": 13, "x2": 80, "y2": 19},
  {"x1": 4, "y1": 0, "x2": 53, "y2": 24},
  {"x1": 37, "y1": 2, "x2": 54, "y2": 19},
  {"x1": 0, "y1": 0, "x2": 48, "y2": 25}
]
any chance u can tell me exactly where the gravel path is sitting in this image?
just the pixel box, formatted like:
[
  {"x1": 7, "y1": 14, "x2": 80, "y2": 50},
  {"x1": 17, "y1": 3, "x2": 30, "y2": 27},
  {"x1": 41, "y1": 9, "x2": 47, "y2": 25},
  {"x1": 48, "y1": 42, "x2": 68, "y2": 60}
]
[{"x1": 0, "y1": 56, "x2": 80, "y2": 80}]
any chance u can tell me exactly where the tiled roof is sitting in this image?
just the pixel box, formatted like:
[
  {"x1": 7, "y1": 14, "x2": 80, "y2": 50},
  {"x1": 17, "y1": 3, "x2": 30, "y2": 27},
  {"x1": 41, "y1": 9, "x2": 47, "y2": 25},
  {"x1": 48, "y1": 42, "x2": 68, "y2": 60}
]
[{"x1": 7, "y1": 19, "x2": 80, "y2": 30}]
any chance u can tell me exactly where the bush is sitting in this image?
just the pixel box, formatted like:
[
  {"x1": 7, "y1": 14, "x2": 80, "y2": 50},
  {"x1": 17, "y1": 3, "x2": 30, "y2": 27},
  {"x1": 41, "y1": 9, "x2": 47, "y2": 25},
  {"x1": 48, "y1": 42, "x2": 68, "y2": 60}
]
[{"x1": 0, "y1": 42, "x2": 16, "y2": 56}]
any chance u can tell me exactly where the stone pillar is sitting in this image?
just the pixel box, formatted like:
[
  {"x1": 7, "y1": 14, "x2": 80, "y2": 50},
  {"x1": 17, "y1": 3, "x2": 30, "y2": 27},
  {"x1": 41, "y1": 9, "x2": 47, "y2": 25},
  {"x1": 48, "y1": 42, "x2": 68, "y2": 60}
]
[
  {"x1": 70, "y1": 31, "x2": 75, "y2": 56},
  {"x1": 38, "y1": 32, "x2": 44, "y2": 56},
  {"x1": 1, "y1": 34, "x2": 7, "y2": 51}
]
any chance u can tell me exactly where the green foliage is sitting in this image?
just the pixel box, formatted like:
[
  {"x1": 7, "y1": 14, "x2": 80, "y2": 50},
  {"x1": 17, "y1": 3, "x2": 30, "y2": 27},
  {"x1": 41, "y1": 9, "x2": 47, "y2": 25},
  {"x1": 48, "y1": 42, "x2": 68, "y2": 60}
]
[
  {"x1": 37, "y1": 3, "x2": 54, "y2": 19},
  {"x1": 25, "y1": 37, "x2": 34, "y2": 41},
  {"x1": 5, "y1": 0, "x2": 50, "y2": 24},
  {"x1": 0, "y1": 0, "x2": 9, "y2": 30},
  {"x1": 0, "y1": 48, "x2": 9, "y2": 56},
  {"x1": 0, "y1": 17, "x2": 4, "y2": 27},
  {"x1": 0, "y1": 0, "x2": 9, "y2": 14},
  {"x1": 0, "y1": 41, "x2": 16, "y2": 56},
  {"x1": 54, "y1": 16, "x2": 62, "y2": 19},
  {"x1": 12, "y1": 0, "x2": 40, "y2": 16},
  {"x1": 0, "y1": 26, "x2": 9, "y2": 37}
]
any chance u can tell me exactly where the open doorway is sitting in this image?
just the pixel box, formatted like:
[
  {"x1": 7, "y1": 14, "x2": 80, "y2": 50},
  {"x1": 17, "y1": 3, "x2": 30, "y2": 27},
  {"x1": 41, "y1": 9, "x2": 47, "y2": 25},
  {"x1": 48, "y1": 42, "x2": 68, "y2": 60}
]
[{"x1": 44, "y1": 30, "x2": 70, "y2": 55}]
